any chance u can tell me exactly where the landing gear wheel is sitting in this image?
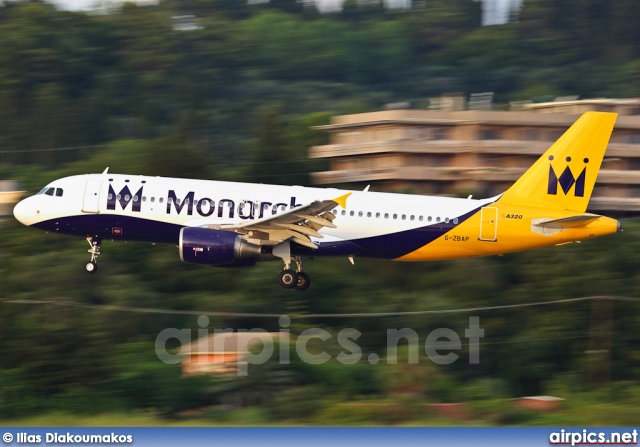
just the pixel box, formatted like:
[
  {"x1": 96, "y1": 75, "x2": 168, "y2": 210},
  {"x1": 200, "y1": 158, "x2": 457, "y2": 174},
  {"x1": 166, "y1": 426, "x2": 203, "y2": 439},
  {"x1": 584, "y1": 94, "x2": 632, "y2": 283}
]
[
  {"x1": 85, "y1": 261, "x2": 98, "y2": 273},
  {"x1": 295, "y1": 271, "x2": 311, "y2": 291},
  {"x1": 278, "y1": 269, "x2": 299, "y2": 289}
]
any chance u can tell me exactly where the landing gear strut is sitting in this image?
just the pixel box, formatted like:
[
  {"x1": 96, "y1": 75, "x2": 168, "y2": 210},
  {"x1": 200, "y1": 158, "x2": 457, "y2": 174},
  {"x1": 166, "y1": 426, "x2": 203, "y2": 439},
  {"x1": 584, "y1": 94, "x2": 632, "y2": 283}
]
[
  {"x1": 293, "y1": 256, "x2": 311, "y2": 291},
  {"x1": 85, "y1": 236, "x2": 101, "y2": 273}
]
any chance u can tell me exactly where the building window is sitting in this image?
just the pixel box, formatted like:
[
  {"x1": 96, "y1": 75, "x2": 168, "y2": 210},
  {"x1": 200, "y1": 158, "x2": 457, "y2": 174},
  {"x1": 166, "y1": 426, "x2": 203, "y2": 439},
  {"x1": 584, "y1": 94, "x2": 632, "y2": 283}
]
[
  {"x1": 478, "y1": 129, "x2": 500, "y2": 140},
  {"x1": 429, "y1": 128, "x2": 449, "y2": 140},
  {"x1": 522, "y1": 129, "x2": 539, "y2": 140}
]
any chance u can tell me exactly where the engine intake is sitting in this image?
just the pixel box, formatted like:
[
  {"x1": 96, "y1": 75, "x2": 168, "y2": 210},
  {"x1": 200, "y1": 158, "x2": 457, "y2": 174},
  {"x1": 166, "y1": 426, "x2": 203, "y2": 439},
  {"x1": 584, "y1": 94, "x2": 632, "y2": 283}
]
[{"x1": 179, "y1": 227, "x2": 262, "y2": 268}]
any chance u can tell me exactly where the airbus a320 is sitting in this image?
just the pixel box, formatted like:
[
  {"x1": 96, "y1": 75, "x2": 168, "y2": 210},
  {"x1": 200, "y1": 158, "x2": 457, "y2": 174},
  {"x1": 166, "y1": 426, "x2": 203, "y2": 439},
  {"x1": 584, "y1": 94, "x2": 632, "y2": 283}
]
[{"x1": 13, "y1": 112, "x2": 621, "y2": 290}]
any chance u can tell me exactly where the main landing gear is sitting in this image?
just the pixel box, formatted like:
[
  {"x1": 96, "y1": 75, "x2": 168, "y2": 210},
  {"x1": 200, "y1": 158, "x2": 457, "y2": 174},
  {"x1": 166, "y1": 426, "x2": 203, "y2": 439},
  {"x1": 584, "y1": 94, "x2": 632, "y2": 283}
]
[
  {"x1": 85, "y1": 236, "x2": 101, "y2": 273},
  {"x1": 278, "y1": 256, "x2": 311, "y2": 291}
]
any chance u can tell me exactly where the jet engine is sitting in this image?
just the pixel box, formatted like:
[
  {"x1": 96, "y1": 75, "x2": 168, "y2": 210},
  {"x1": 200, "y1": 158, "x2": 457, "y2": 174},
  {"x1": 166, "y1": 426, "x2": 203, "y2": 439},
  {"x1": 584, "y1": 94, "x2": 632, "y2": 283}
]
[{"x1": 179, "y1": 227, "x2": 263, "y2": 268}]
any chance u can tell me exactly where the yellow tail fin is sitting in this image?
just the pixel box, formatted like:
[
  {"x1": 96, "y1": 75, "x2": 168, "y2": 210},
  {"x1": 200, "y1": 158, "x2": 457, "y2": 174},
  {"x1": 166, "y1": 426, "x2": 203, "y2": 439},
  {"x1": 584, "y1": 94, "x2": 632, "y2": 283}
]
[{"x1": 498, "y1": 111, "x2": 617, "y2": 212}]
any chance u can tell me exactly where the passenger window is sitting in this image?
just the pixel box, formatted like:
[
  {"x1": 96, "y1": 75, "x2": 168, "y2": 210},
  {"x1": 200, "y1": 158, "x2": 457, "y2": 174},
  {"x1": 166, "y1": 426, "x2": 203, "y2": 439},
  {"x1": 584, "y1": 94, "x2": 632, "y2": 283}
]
[
  {"x1": 108, "y1": 193, "x2": 113, "y2": 200},
  {"x1": 55, "y1": 188, "x2": 63, "y2": 197},
  {"x1": 142, "y1": 196, "x2": 147, "y2": 202},
  {"x1": 376, "y1": 212, "x2": 381, "y2": 218},
  {"x1": 151, "y1": 197, "x2": 155, "y2": 203},
  {"x1": 410, "y1": 215, "x2": 415, "y2": 221},
  {"x1": 453, "y1": 218, "x2": 459, "y2": 224},
  {"x1": 358, "y1": 211, "x2": 363, "y2": 217},
  {"x1": 341, "y1": 210, "x2": 346, "y2": 216},
  {"x1": 133, "y1": 195, "x2": 138, "y2": 202},
  {"x1": 419, "y1": 216, "x2": 423, "y2": 221},
  {"x1": 350, "y1": 211, "x2": 355, "y2": 217},
  {"x1": 445, "y1": 217, "x2": 450, "y2": 223},
  {"x1": 384, "y1": 213, "x2": 389, "y2": 219},
  {"x1": 393, "y1": 214, "x2": 398, "y2": 219},
  {"x1": 402, "y1": 214, "x2": 406, "y2": 220},
  {"x1": 436, "y1": 217, "x2": 441, "y2": 223},
  {"x1": 116, "y1": 194, "x2": 121, "y2": 200},
  {"x1": 428, "y1": 216, "x2": 432, "y2": 222},
  {"x1": 367, "y1": 212, "x2": 372, "y2": 218},
  {"x1": 159, "y1": 198, "x2": 164, "y2": 203},
  {"x1": 125, "y1": 195, "x2": 131, "y2": 201}
]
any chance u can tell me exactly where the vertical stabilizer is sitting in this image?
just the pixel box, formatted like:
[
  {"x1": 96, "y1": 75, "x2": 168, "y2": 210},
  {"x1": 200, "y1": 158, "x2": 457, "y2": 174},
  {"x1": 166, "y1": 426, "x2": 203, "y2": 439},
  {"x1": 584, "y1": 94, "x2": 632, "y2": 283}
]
[{"x1": 498, "y1": 112, "x2": 617, "y2": 212}]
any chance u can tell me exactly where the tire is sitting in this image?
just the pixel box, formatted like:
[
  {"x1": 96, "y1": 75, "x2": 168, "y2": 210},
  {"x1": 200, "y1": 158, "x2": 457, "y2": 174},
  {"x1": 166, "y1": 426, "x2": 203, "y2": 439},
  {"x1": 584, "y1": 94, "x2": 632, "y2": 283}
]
[
  {"x1": 295, "y1": 271, "x2": 311, "y2": 291},
  {"x1": 85, "y1": 261, "x2": 98, "y2": 273},
  {"x1": 278, "y1": 269, "x2": 298, "y2": 289}
]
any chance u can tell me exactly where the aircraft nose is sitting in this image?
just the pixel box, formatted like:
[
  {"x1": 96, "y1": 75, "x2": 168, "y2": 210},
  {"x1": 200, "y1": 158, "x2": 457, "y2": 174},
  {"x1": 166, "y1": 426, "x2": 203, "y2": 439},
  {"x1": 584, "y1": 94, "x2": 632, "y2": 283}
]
[{"x1": 13, "y1": 197, "x2": 34, "y2": 226}]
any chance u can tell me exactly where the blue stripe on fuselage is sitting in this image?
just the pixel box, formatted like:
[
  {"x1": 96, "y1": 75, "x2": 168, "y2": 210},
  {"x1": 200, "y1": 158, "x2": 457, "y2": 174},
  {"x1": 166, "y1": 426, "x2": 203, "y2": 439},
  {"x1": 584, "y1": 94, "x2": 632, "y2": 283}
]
[
  {"x1": 32, "y1": 214, "x2": 182, "y2": 244},
  {"x1": 32, "y1": 204, "x2": 484, "y2": 260}
]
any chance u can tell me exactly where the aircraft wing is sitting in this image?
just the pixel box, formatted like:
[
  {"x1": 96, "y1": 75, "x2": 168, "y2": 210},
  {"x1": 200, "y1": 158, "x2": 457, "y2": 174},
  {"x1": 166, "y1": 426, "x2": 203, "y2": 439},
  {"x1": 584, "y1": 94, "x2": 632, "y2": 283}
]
[{"x1": 197, "y1": 193, "x2": 351, "y2": 249}]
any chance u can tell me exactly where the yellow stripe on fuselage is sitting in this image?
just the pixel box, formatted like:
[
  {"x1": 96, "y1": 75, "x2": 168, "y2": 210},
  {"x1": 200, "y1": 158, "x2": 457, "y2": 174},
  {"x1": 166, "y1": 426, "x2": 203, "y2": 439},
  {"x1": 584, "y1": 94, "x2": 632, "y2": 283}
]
[{"x1": 395, "y1": 203, "x2": 619, "y2": 262}]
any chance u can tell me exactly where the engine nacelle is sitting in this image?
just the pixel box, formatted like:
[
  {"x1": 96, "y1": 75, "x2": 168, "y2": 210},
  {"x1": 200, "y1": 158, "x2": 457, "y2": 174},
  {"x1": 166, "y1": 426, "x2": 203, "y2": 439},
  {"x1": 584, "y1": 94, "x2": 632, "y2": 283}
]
[{"x1": 179, "y1": 227, "x2": 262, "y2": 268}]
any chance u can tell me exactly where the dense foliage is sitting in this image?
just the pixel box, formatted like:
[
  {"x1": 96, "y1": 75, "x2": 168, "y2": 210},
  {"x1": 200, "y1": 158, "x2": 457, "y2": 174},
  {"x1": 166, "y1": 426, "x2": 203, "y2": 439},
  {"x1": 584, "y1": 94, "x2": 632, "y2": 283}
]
[{"x1": 1, "y1": 0, "x2": 640, "y2": 425}]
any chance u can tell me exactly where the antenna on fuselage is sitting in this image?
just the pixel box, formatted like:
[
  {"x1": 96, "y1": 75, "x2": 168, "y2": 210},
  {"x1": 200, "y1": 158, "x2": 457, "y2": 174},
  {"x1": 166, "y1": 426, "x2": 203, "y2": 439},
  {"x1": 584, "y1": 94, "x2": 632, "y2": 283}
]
[{"x1": 102, "y1": 167, "x2": 109, "y2": 174}]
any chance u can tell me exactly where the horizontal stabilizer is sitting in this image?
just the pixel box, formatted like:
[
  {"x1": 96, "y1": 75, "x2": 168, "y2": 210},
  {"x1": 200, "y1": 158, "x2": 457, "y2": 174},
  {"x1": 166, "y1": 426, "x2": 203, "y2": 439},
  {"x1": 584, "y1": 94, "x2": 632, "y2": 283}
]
[
  {"x1": 533, "y1": 213, "x2": 601, "y2": 229},
  {"x1": 531, "y1": 213, "x2": 602, "y2": 236}
]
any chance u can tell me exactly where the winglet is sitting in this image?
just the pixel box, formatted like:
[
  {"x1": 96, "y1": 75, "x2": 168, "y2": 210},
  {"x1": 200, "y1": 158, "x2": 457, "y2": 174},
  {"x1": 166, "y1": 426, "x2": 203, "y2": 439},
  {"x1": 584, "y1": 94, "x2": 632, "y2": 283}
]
[{"x1": 333, "y1": 193, "x2": 352, "y2": 209}]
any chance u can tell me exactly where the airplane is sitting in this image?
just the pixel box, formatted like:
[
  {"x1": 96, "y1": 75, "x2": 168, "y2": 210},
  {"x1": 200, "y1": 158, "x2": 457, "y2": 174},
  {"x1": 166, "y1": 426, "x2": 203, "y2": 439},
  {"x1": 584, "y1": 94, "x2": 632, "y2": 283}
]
[{"x1": 13, "y1": 111, "x2": 621, "y2": 290}]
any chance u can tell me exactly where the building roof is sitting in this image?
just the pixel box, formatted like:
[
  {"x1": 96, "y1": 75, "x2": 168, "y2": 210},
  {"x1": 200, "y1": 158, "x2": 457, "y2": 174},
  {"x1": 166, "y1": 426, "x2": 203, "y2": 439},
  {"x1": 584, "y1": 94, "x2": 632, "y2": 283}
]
[{"x1": 180, "y1": 331, "x2": 281, "y2": 355}]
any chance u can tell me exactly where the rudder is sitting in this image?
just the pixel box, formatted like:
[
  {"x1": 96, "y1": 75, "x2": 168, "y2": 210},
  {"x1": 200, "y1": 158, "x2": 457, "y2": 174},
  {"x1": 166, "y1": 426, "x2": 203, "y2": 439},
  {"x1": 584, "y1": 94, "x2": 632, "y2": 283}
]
[{"x1": 498, "y1": 111, "x2": 617, "y2": 212}]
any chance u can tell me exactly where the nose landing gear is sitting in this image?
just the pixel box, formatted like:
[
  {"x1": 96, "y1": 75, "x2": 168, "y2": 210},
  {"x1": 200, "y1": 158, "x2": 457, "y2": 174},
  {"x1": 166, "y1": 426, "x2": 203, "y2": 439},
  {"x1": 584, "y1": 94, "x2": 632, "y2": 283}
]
[{"x1": 85, "y1": 236, "x2": 101, "y2": 273}]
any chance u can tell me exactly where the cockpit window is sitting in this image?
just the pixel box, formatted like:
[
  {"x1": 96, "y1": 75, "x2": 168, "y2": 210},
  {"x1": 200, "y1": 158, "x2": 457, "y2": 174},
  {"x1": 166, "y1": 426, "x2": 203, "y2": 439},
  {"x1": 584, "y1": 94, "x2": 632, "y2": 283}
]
[{"x1": 37, "y1": 187, "x2": 62, "y2": 197}]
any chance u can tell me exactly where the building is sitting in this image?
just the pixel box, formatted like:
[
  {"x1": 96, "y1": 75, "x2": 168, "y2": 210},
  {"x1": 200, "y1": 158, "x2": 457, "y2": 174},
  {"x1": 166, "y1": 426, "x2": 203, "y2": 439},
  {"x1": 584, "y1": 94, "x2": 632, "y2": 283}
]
[
  {"x1": 0, "y1": 181, "x2": 23, "y2": 217},
  {"x1": 309, "y1": 99, "x2": 640, "y2": 215},
  {"x1": 180, "y1": 331, "x2": 281, "y2": 375}
]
